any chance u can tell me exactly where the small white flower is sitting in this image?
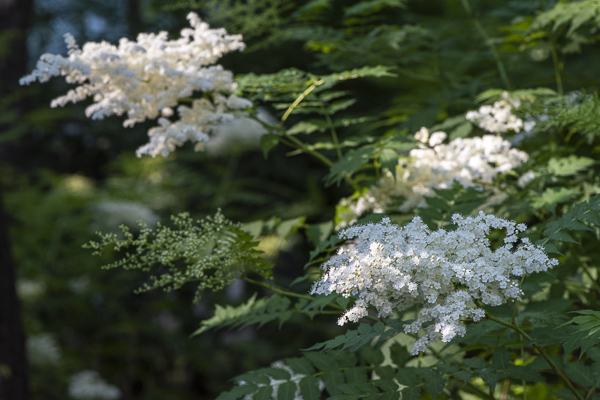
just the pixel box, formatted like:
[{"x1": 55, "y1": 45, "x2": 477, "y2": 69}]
[
  {"x1": 21, "y1": 13, "x2": 252, "y2": 157},
  {"x1": 313, "y1": 212, "x2": 557, "y2": 354},
  {"x1": 466, "y1": 92, "x2": 525, "y2": 133},
  {"x1": 336, "y1": 129, "x2": 529, "y2": 228}
]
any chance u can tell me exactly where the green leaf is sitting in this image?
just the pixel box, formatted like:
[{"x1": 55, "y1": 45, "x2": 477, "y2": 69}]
[
  {"x1": 323, "y1": 369, "x2": 345, "y2": 396},
  {"x1": 260, "y1": 134, "x2": 280, "y2": 159},
  {"x1": 216, "y1": 384, "x2": 258, "y2": 400},
  {"x1": 324, "y1": 145, "x2": 376, "y2": 186},
  {"x1": 299, "y1": 376, "x2": 321, "y2": 400},
  {"x1": 340, "y1": 382, "x2": 378, "y2": 396},
  {"x1": 255, "y1": 386, "x2": 272, "y2": 400},
  {"x1": 277, "y1": 382, "x2": 297, "y2": 400},
  {"x1": 285, "y1": 357, "x2": 314, "y2": 375},
  {"x1": 505, "y1": 366, "x2": 545, "y2": 383},
  {"x1": 492, "y1": 348, "x2": 511, "y2": 370},
  {"x1": 463, "y1": 357, "x2": 487, "y2": 369},
  {"x1": 344, "y1": 367, "x2": 368, "y2": 382},
  {"x1": 374, "y1": 366, "x2": 395, "y2": 380},
  {"x1": 400, "y1": 386, "x2": 421, "y2": 400},
  {"x1": 564, "y1": 361, "x2": 599, "y2": 387},
  {"x1": 395, "y1": 368, "x2": 420, "y2": 387},
  {"x1": 449, "y1": 121, "x2": 473, "y2": 140},
  {"x1": 304, "y1": 352, "x2": 338, "y2": 370},
  {"x1": 344, "y1": 0, "x2": 405, "y2": 17},
  {"x1": 287, "y1": 120, "x2": 326, "y2": 135},
  {"x1": 415, "y1": 368, "x2": 445, "y2": 398},
  {"x1": 378, "y1": 148, "x2": 399, "y2": 172},
  {"x1": 372, "y1": 379, "x2": 398, "y2": 391},
  {"x1": 548, "y1": 155, "x2": 595, "y2": 176},
  {"x1": 389, "y1": 343, "x2": 411, "y2": 367}
]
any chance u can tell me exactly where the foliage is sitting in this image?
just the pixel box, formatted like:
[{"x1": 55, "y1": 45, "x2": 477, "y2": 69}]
[{"x1": 9, "y1": 0, "x2": 600, "y2": 399}]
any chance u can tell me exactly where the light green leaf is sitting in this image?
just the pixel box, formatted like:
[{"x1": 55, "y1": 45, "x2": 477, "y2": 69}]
[
  {"x1": 260, "y1": 134, "x2": 280, "y2": 159},
  {"x1": 548, "y1": 156, "x2": 595, "y2": 176}
]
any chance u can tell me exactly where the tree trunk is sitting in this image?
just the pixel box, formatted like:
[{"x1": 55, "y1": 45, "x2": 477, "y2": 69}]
[{"x1": 0, "y1": 0, "x2": 34, "y2": 398}]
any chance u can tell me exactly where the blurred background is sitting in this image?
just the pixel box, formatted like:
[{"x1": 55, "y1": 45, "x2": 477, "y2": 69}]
[{"x1": 2, "y1": 0, "x2": 594, "y2": 398}]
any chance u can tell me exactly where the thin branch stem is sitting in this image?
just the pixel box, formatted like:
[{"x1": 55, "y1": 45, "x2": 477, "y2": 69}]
[
  {"x1": 460, "y1": 0, "x2": 511, "y2": 89},
  {"x1": 550, "y1": 36, "x2": 564, "y2": 95},
  {"x1": 483, "y1": 311, "x2": 585, "y2": 400},
  {"x1": 281, "y1": 80, "x2": 323, "y2": 123},
  {"x1": 322, "y1": 106, "x2": 343, "y2": 159},
  {"x1": 243, "y1": 276, "x2": 314, "y2": 301}
]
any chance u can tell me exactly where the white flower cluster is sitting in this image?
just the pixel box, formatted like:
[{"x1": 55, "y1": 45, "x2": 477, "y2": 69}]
[
  {"x1": 337, "y1": 129, "x2": 529, "y2": 228},
  {"x1": 27, "y1": 334, "x2": 61, "y2": 366},
  {"x1": 312, "y1": 212, "x2": 558, "y2": 355},
  {"x1": 203, "y1": 107, "x2": 275, "y2": 156},
  {"x1": 239, "y1": 361, "x2": 325, "y2": 400},
  {"x1": 68, "y1": 370, "x2": 121, "y2": 400},
  {"x1": 465, "y1": 92, "x2": 535, "y2": 134},
  {"x1": 20, "y1": 13, "x2": 252, "y2": 157}
]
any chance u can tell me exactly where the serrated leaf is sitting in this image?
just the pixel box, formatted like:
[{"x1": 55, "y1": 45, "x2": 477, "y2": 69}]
[
  {"x1": 255, "y1": 385, "x2": 272, "y2": 400},
  {"x1": 304, "y1": 352, "x2": 338, "y2": 370},
  {"x1": 492, "y1": 348, "x2": 511, "y2": 370},
  {"x1": 565, "y1": 361, "x2": 599, "y2": 387},
  {"x1": 395, "y1": 368, "x2": 420, "y2": 387},
  {"x1": 372, "y1": 379, "x2": 398, "y2": 391},
  {"x1": 277, "y1": 381, "x2": 297, "y2": 400},
  {"x1": 548, "y1": 156, "x2": 595, "y2": 176},
  {"x1": 400, "y1": 386, "x2": 421, "y2": 400},
  {"x1": 216, "y1": 384, "x2": 258, "y2": 400},
  {"x1": 359, "y1": 344, "x2": 385, "y2": 366},
  {"x1": 324, "y1": 145, "x2": 377, "y2": 186},
  {"x1": 299, "y1": 376, "x2": 321, "y2": 400},
  {"x1": 463, "y1": 357, "x2": 487, "y2": 369},
  {"x1": 415, "y1": 368, "x2": 444, "y2": 398},
  {"x1": 389, "y1": 343, "x2": 411, "y2": 368},
  {"x1": 340, "y1": 382, "x2": 378, "y2": 396},
  {"x1": 505, "y1": 366, "x2": 545, "y2": 383},
  {"x1": 323, "y1": 369, "x2": 345, "y2": 396},
  {"x1": 453, "y1": 370, "x2": 472, "y2": 383},
  {"x1": 287, "y1": 120, "x2": 326, "y2": 135},
  {"x1": 285, "y1": 357, "x2": 314, "y2": 375},
  {"x1": 375, "y1": 366, "x2": 395, "y2": 380},
  {"x1": 344, "y1": 367, "x2": 368, "y2": 382}
]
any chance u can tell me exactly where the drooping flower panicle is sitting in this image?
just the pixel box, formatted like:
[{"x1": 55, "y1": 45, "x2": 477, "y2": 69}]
[
  {"x1": 312, "y1": 212, "x2": 557, "y2": 354},
  {"x1": 20, "y1": 13, "x2": 252, "y2": 157}
]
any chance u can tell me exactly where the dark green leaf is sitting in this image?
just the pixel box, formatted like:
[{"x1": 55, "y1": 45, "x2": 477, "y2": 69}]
[
  {"x1": 400, "y1": 386, "x2": 421, "y2": 400},
  {"x1": 299, "y1": 376, "x2": 321, "y2": 400},
  {"x1": 277, "y1": 381, "x2": 297, "y2": 400},
  {"x1": 285, "y1": 357, "x2": 314, "y2": 375},
  {"x1": 323, "y1": 369, "x2": 345, "y2": 396}
]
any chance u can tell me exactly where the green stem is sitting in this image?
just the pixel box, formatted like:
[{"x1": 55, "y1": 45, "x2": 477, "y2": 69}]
[
  {"x1": 585, "y1": 383, "x2": 597, "y2": 400},
  {"x1": 550, "y1": 37, "x2": 564, "y2": 95},
  {"x1": 483, "y1": 311, "x2": 585, "y2": 400},
  {"x1": 281, "y1": 80, "x2": 323, "y2": 123},
  {"x1": 461, "y1": 0, "x2": 511, "y2": 89},
  {"x1": 243, "y1": 276, "x2": 314, "y2": 301},
  {"x1": 322, "y1": 106, "x2": 343, "y2": 159}
]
